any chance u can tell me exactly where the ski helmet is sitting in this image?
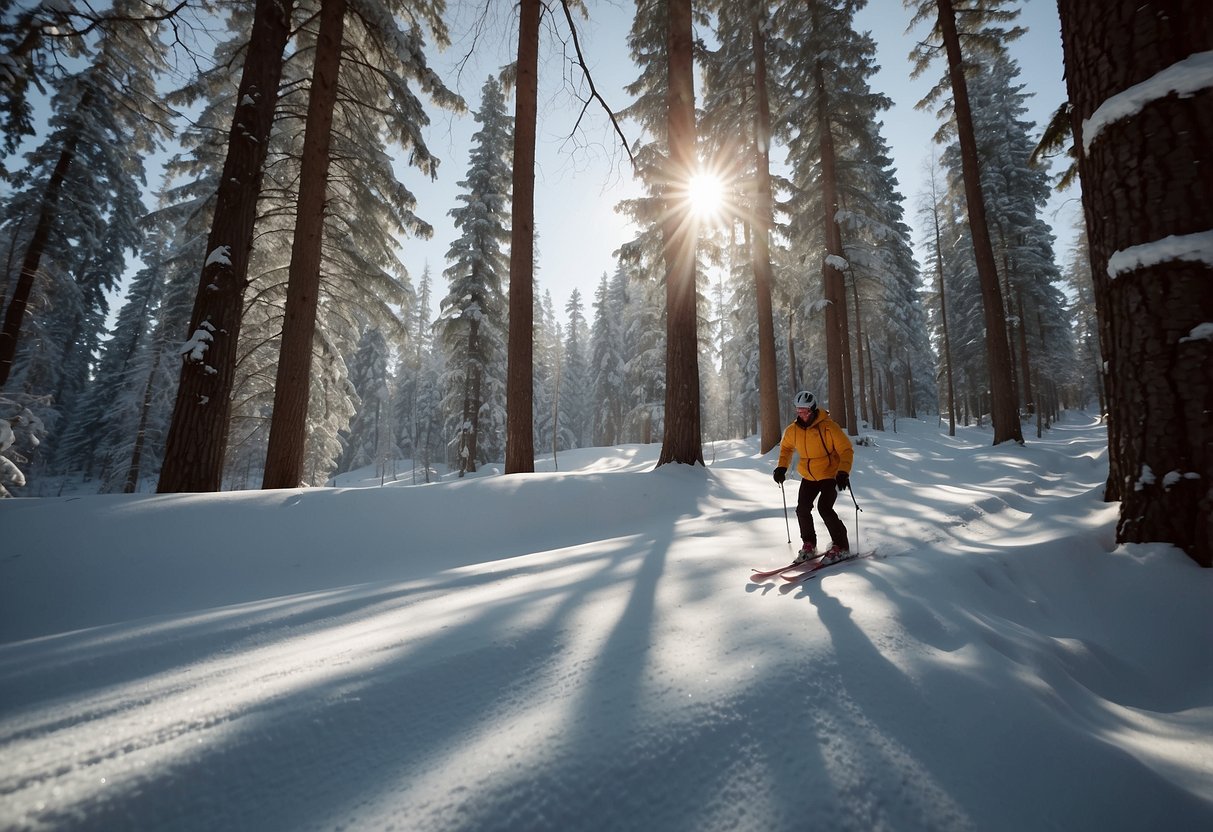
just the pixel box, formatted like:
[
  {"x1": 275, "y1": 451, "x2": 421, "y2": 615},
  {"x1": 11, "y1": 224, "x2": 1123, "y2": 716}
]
[{"x1": 794, "y1": 390, "x2": 817, "y2": 410}]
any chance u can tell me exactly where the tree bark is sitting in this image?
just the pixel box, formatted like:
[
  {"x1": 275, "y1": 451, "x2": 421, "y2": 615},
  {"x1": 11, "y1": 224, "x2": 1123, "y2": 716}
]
[
  {"x1": 262, "y1": 0, "x2": 346, "y2": 489},
  {"x1": 656, "y1": 0, "x2": 703, "y2": 467},
  {"x1": 935, "y1": 0, "x2": 1022, "y2": 445},
  {"x1": 505, "y1": 0, "x2": 541, "y2": 474},
  {"x1": 1057, "y1": 0, "x2": 1213, "y2": 566},
  {"x1": 812, "y1": 58, "x2": 852, "y2": 431},
  {"x1": 157, "y1": 0, "x2": 294, "y2": 492},
  {"x1": 750, "y1": 6, "x2": 781, "y2": 454}
]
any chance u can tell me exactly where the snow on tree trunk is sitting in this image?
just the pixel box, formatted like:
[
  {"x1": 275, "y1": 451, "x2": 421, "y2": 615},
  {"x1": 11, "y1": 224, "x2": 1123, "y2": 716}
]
[
  {"x1": 157, "y1": 0, "x2": 294, "y2": 492},
  {"x1": 1058, "y1": 0, "x2": 1213, "y2": 567}
]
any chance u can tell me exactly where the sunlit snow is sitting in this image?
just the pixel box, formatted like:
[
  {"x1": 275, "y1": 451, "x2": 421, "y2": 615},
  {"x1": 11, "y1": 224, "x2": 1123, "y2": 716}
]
[{"x1": 1, "y1": 414, "x2": 1210, "y2": 831}]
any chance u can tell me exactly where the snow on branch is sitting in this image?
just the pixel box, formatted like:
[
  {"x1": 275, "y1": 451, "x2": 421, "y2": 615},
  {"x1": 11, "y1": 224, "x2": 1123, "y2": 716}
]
[
  {"x1": 1106, "y1": 229, "x2": 1213, "y2": 278},
  {"x1": 825, "y1": 254, "x2": 850, "y2": 272},
  {"x1": 1083, "y1": 51, "x2": 1213, "y2": 154}
]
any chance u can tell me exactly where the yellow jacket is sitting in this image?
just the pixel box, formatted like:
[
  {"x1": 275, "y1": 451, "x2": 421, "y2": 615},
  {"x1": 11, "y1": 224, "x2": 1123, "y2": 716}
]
[{"x1": 777, "y1": 409, "x2": 854, "y2": 481}]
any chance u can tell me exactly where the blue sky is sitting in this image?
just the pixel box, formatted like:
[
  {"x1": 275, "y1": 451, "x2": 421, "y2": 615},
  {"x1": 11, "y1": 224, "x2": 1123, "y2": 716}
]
[{"x1": 399, "y1": 0, "x2": 1081, "y2": 324}]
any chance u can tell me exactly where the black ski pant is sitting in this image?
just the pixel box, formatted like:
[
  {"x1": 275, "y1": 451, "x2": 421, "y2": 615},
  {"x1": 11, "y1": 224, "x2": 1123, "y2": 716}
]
[{"x1": 796, "y1": 478, "x2": 849, "y2": 550}]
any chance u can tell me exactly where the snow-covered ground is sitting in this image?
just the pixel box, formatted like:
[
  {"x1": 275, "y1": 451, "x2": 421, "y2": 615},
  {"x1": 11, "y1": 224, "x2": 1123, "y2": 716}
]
[{"x1": 1, "y1": 413, "x2": 1210, "y2": 831}]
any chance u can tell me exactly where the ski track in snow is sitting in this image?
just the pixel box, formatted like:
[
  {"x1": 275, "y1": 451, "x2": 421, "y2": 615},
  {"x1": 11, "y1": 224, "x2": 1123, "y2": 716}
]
[{"x1": 1, "y1": 414, "x2": 1211, "y2": 831}]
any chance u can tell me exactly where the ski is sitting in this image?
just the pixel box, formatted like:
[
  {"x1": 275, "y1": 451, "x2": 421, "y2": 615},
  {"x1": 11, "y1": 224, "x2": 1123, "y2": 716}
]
[
  {"x1": 780, "y1": 551, "x2": 878, "y2": 583},
  {"x1": 751, "y1": 556, "x2": 822, "y2": 581}
]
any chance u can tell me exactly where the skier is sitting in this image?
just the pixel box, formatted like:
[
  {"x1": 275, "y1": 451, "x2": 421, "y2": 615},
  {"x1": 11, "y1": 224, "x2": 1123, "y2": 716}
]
[{"x1": 772, "y1": 391, "x2": 854, "y2": 564}]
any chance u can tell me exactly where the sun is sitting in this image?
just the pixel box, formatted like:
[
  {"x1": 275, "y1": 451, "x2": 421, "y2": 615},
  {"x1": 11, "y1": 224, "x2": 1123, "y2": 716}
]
[{"x1": 686, "y1": 170, "x2": 727, "y2": 222}]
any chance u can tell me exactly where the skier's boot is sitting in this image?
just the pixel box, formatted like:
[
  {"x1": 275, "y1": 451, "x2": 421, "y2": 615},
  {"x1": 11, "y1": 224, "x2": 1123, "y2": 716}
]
[
  {"x1": 793, "y1": 542, "x2": 817, "y2": 564},
  {"x1": 820, "y1": 544, "x2": 850, "y2": 565}
]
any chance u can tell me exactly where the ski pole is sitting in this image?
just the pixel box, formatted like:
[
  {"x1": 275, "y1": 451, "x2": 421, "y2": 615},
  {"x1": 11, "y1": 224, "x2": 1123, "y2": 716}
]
[
  {"x1": 848, "y1": 484, "x2": 862, "y2": 553},
  {"x1": 780, "y1": 481, "x2": 791, "y2": 544}
]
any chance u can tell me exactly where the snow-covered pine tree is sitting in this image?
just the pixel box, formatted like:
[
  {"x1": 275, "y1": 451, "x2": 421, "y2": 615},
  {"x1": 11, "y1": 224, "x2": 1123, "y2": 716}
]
[
  {"x1": 589, "y1": 270, "x2": 626, "y2": 446},
  {"x1": 907, "y1": 0, "x2": 1025, "y2": 444},
  {"x1": 620, "y1": 257, "x2": 665, "y2": 444},
  {"x1": 0, "y1": 0, "x2": 171, "y2": 488},
  {"x1": 700, "y1": 0, "x2": 784, "y2": 451},
  {"x1": 438, "y1": 76, "x2": 511, "y2": 476},
  {"x1": 336, "y1": 326, "x2": 393, "y2": 476},
  {"x1": 157, "y1": 0, "x2": 297, "y2": 492},
  {"x1": 217, "y1": 0, "x2": 455, "y2": 487},
  {"x1": 958, "y1": 54, "x2": 1073, "y2": 426},
  {"x1": 774, "y1": 0, "x2": 894, "y2": 433},
  {"x1": 560, "y1": 289, "x2": 591, "y2": 448},
  {"x1": 54, "y1": 220, "x2": 172, "y2": 488},
  {"x1": 1060, "y1": 224, "x2": 1102, "y2": 414}
]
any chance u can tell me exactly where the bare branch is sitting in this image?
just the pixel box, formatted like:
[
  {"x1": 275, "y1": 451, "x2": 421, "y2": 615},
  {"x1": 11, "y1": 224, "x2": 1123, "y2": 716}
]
[{"x1": 556, "y1": 0, "x2": 635, "y2": 169}]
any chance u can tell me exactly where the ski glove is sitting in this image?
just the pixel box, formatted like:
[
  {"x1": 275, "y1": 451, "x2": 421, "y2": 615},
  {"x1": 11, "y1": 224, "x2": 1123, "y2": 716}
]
[
  {"x1": 773, "y1": 467, "x2": 787, "y2": 484},
  {"x1": 835, "y1": 471, "x2": 850, "y2": 491}
]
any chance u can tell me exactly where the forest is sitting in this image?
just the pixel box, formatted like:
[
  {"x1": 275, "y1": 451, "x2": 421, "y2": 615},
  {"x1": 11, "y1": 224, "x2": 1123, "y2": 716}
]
[{"x1": 0, "y1": 1, "x2": 1209, "y2": 565}]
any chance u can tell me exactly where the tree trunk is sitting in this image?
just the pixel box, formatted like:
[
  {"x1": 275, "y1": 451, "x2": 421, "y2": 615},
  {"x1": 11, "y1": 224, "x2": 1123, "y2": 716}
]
[
  {"x1": 850, "y1": 271, "x2": 868, "y2": 427},
  {"x1": 932, "y1": 192, "x2": 958, "y2": 436},
  {"x1": 1057, "y1": 0, "x2": 1213, "y2": 566},
  {"x1": 505, "y1": 0, "x2": 540, "y2": 474},
  {"x1": 934, "y1": 0, "x2": 1022, "y2": 445},
  {"x1": 0, "y1": 90, "x2": 91, "y2": 388},
  {"x1": 657, "y1": 0, "x2": 703, "y2": 468},
  {"x1": 157, "y1": 0, "x2": 294, "y2": 492},
  {"x1": 786, "y1": 311, "x2": 799, "y2": 394},
  {"x1": 1016, "y1": 288, "x2": 1034, "y2": 415},
  {"x1": 812, "y1": 58, "x2": 851, "y2": 431},
  {"x1": 458, "y1": 316, "x2": 482, "y2": 476},
  {"x1": 750, "y1": 6, "x2": 781, "y2": 454},
  {"x1": 262, "y1": 0, "x2": 346, "y2": 489},
  {"x1": 124, "y1": 343, "x2": 163, "y2": 493}
]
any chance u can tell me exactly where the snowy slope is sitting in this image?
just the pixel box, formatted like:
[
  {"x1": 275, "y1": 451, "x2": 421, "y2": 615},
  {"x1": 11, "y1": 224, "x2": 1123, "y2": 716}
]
[{"x1": 1, "y1": 413, "x2": 1210, "y2": 831}]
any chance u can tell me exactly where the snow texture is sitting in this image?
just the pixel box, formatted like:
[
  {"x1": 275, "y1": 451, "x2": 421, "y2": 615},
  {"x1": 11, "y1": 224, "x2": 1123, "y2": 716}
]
[
  {"x1": 1107, "y1": 230, "x2": 1213, "y2": 278},
  {"x1": 825, "y1": 253, "x2": 850, "y2": 271},
  {"x1": 179, "y1": 320, "x2": 216, "y2": 363},
  {"x1": 205, "y1": 245, "x2": 233, "y2": 268},
  {"x1": 1082, "y1": 50, "x2": 1213, "y2": 153},
  {"x1": 1, "y1": 415, "x2": 1210, "y2": 831}
]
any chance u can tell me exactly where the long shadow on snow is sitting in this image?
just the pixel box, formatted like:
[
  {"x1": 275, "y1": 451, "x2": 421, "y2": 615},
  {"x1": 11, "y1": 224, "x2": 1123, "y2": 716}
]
[
  {"x1": 793, "y1": 569, "x2": 1213, "y2": 832},
  {"x1": 3, "y1": 468, "x2": 731, "y2": 831}
]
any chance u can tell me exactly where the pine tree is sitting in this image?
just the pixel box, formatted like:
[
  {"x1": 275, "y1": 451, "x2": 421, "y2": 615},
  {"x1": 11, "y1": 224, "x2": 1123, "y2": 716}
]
[
  {"x1": 438, "y1": 77, "x2": 512, "y2": 475},
  {"x1": 157, "y1": 0, "x2": 296, "y2": 492},
  {"x1": 337, "y1": 327, "x2": 393, "y2": 475},
  {"x1": 0, "y1": 0, "x2": 170, "y2": 403},
  {"x1": 909, "y1": 0, "x2": 1025, "y2": 444},
  {"x1": 560, "y1": 289, "x2": 591, "y2": 448},
  {"x1": 589, "y1": 270, "x2": 627, "y2": 446}
]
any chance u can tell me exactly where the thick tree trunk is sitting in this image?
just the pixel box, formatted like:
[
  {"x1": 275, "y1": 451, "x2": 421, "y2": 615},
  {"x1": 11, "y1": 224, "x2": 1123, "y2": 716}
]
[
  {"x1": 750, "y1": 8, "x2": 781, "y2": 454},
  {"x1": 935, "y1": 0, "x2": 1022, "y2": 445},
  {"x1": 1057, "y1": 0, "x2": 1213, "y2": 566},
  {"x1": 657, "y1": 0, "x2": 703, "y2": 467},
  {"x1": 812, "y1": 59, "x2": 852, "y2": 432},
  {"x1": 157, "y1": 0, "x2": 294, "y2": 492},
  {"x1": 505, "y1": 0, "x2": 540, "y2": 474},
  {"x1": 262, "y1": 0, "x2": 346, "y2": 489}
]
